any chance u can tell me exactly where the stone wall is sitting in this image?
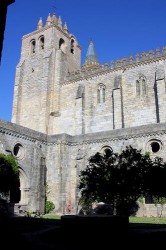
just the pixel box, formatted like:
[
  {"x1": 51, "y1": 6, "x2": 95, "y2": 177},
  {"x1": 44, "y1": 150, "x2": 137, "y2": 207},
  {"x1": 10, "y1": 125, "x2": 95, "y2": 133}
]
[{"x1": 1, "y1": 119, "x2": 166, "y2": 216}]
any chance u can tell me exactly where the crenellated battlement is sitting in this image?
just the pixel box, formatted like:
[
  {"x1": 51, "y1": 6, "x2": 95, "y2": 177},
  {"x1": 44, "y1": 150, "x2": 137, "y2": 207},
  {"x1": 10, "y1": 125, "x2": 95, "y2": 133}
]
[{"x1": 63, "y1": 45, "x2": 166, "y2": 84}]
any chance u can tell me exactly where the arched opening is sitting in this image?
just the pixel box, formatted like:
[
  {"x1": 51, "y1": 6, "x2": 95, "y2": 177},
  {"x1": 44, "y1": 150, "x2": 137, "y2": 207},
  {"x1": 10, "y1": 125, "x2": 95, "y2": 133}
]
[
  {"x1": 15, "y1": 168, "x2": 29, "y2": 215},
  {"x1": 59, "y1": 38, "x2": 65, "y2": 49},
  {"x1": 30, "y1": 39, "x2": 36, "y2": 54},
  {"x1": 70, "y1": 39, "x2": 75, "y2": 54},
  {"x1": 39, "y1": 36, "x2": 44, "y2": 50},
  {"x1": 13, "y1": 143, "x2": 24, "y2": 159},
  {"x1": 100, "y1": 146, "x2": 113, "y2": 157},
  {"x1": 151, "y1": 142, "x2": 160, "y2": 153},
  {"x1": 146, "y1": 139, "x2": 162, "y2": 155}
]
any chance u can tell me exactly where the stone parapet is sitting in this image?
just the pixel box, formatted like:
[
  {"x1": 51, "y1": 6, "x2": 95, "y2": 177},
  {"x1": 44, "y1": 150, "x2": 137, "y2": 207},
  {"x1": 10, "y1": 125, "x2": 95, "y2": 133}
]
[{"x1": 63, "y1": 46, "x2": 166, "y2": 84}]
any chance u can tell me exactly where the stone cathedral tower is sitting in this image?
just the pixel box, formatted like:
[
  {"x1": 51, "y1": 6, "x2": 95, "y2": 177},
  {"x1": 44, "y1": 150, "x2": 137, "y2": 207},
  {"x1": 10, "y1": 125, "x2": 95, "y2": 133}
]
[{"x1": 12, "y1": 13, "x2": 81, "y2": 135}]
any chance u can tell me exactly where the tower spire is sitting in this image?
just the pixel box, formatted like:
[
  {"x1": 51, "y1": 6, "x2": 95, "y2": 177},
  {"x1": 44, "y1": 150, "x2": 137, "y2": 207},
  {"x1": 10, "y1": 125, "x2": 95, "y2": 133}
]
[{"x1": 82, "y1": 40, "x2": 100, "y2": 68}]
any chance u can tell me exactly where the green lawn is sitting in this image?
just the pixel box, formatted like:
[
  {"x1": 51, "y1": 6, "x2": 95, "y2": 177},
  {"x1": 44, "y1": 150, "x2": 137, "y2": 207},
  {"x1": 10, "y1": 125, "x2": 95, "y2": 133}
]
[
  {"x1": 42, "y1": 214, "x2": 166, "y2": 225},
  {"x1": 42, "y1": 213, "x2": 61, "y2": 219},
  {"x1": 129, "y1": 216, "x2": 166, "y2": 224}
]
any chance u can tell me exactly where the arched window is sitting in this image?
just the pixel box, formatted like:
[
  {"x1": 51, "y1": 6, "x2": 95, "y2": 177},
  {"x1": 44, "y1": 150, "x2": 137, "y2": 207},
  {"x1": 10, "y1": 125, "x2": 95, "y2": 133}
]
[
  {"x1": 70, "y1": 39, "x2": 75, "y2": 54},
  {"x1": 59, "y1": 38, "x2": 65, "y2": 49},
  {"x1": 30, "y1": 39, "x2": 36, "y2": 54},
  {"x1": 39, "y1": 35, "x2": 44, "y2": 50},
  {"x1": 97, "y1": 84, "x2": 106, "y2": 103},
  {"x1": 136, "y1": 75, "x2": 147, "y2": 96}
]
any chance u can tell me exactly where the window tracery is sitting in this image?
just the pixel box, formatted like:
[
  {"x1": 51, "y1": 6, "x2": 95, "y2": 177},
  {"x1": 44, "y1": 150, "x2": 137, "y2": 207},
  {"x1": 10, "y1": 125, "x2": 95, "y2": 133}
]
[{"x1": 136, "y1": 75, "x2": 147, "y2": 96}]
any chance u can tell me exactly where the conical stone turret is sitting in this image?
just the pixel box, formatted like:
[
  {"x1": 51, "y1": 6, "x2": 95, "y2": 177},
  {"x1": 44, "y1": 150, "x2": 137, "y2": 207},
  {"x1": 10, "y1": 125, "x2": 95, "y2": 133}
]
[{"x1": 82, "y1": 40, "x2": 100, "y2": 68}]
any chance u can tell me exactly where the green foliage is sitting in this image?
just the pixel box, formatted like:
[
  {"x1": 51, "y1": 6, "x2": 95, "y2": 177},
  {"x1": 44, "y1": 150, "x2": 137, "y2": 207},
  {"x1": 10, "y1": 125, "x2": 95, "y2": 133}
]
[
  {"x1": 45, "y1": 183, "x2": 55, "y2": 214},
  {"x1": 78, "y1": 146, "x2": 166, "y2": 216},
  {"x1": 0, "y1": 154, "x2": 20, "y2": 197},
  {"x1": 138, "y1": 196, "x2": 144, "y2": 204},
  {"x1": 153, "y1": 196, "x2": 166, "y2": 205},
  {"x1": 145, "y1": 157, "x2": 166, "y2": 197},
  {"x1": 45, "y1": 200, "x2": 55, "y2": 214}
]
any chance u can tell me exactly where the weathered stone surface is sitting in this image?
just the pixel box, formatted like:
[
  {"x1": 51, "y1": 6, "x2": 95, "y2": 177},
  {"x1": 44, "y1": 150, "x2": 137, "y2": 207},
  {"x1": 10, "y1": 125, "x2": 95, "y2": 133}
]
[{"x1": 1, "y1": 13, "x2": 166, "y2": 216}]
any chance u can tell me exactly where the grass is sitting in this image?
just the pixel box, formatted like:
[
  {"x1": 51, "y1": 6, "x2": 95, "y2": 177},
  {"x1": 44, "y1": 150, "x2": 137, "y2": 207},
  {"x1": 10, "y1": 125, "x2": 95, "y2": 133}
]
[
  {"x1": 42, "y1": 214, "x2": 166, "y2": 225},
  {"x1": 41, "y1": 213, "x2": 61, "y2": 219},
  {"x1": 129, "y1": 216, "x2": 166, "y2": 224},
  {"x1": 129, "y1": 216, "x2": 166, "y2": 230}
]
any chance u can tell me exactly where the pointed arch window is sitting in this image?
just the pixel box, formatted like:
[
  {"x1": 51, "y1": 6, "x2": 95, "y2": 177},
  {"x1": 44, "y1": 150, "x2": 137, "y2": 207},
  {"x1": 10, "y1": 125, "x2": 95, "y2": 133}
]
[
  {"x1": 70, "y1": 39, "x2": 75, "y2": 54},
  {"x1": 136, "y1": 75, "x2": 147, "y2": 96},
  {"x1": 97, "y1": 84, "x2": 106, "y2": 104},
  {"x1": 39, "y1": 35, "x2": 44, "y2": 50},
  {"x1": 30, "y1": 39, "x2": 36, "y2": 54}
]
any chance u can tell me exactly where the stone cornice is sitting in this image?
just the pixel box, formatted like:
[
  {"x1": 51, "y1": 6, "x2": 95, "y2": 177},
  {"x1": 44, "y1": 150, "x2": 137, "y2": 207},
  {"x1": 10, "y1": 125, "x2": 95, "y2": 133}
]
[
  {"x1": 0, "y1": 119, "x2": 47, "y2": 143},
  {"x1": 1, "y1": 119, "x2": 166, "y2": 147},
  {"x1": 46, "y1": 123, "x2": 166, "y2": 146}
]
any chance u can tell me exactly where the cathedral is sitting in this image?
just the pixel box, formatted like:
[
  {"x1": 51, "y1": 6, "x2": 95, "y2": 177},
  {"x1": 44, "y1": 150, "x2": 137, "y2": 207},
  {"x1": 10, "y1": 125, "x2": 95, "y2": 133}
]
[{"x1": 1, "y1": 12, "x2": 166, "y2": 216}]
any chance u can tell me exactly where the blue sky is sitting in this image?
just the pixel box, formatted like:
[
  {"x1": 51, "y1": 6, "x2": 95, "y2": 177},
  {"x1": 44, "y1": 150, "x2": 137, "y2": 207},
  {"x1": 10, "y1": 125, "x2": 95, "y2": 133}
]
[{"x1": 1, "y1": 0, "x2": 166, "y2": 122}]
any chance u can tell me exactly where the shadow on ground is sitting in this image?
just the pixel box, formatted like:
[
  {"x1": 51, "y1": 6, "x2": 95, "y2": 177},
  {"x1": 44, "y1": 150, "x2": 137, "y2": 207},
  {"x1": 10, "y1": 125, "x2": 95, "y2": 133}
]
[{"x1": 1, "y1": 216, "x2": 166, "y2": 249}]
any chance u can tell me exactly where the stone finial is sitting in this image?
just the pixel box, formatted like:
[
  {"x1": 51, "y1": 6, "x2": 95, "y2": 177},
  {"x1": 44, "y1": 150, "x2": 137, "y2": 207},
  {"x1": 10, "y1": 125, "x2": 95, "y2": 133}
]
[
  {"x1": 149, "y1": 50, "x2": 154, "y2": 58},
  {"x1": 141, "y1": 52, "x2": 146, "y2": 60},
  {"x1": 129, "y1": 55, "x2": 134, "y2": 62},
  {"x1": 104, "y1": 62, "x2": 109, "y2": 69},
  {"x1": 116, "y1": 59, "x2": 121, "y2": 67},
  {"x1": 46, "y1": 13, "x2": 52, "y2": 26},
  {"x1": 63, "y1": 22, "x2": 68, "y2": 34},
  {"x1": 136, "y1": 53, "x2": 139, "y2": 62},
  {"x1": 37, "y1": 17, "x2": 43, "y2": 30},
  {"x1": 58, "y1": 16, "x2": 62, "y2": 29},
  {"x1": 52, "y1": 13, "x2": 57, "y2": 24},
  {"x1": 122, "y1": 57, "x2": 128, "y2": 65},
  {"x1": 162, "y1": 46, "x2": 166, "y2": 55},
  {"x1": 156, "y1": 48, "x2": 160, "y2": 56},
  {"x1": 110, "y1": 60, "x2": 115, "y2": 68}
]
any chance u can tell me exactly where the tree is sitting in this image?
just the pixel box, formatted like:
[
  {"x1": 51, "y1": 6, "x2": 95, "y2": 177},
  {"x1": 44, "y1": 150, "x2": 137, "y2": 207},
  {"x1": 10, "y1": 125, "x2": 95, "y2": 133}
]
[
  {"x1": 78, "y1": 146, "x2": 166, "y2": 216},
  {"x1": 0, "y1": 154, "x2": 20, "y2": 202},
  {"x1": 145, "y1": 156, "x2": 166, "y2": 197}
]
